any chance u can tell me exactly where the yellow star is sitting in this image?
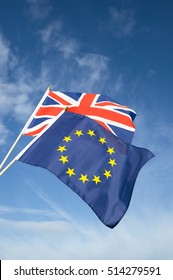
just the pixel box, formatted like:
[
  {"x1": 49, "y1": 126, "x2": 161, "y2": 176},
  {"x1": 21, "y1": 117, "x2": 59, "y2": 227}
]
[
  {"x1": 74, "y1": 130, "x2": 83, "y2": 137},
  {"x1": 108, "y1": 158, "x2": 117, "y2": 167},
  {"x1": 66, "y1": 167, "x2": 75, "y2": 177},
  {"x1": 87, "y1": 129, "x2": 96, "y2": 137},
  {"x1": 92, "y1": 175, "x2": 101, "y2": 185},
  {"x1": 79, "y1": 174, "x2": 89, "y2": 183},
  {"x1": 57, "y1": 145, "x2": 67, "y2": 153},
  {"x1": 99, "y1": 137, "x2": 107, "y2": 144},
  {"x1": 107, "y1": 147, "x2": 115, "y2": 155},
  {"x1": 103, "y1": 169, "x2": 112, "y2": 179},
  {"x1": 63, "y1": 136, "x2": 72, "y2": 143},
  {"x1": 59, "y1": 155, "x2": 69, "y2": 164}
]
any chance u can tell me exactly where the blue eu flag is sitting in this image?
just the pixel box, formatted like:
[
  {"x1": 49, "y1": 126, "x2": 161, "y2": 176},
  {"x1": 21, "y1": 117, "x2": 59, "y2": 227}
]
[{"x1": 19, "y1": 112, "x2": 154, "y2": 228}]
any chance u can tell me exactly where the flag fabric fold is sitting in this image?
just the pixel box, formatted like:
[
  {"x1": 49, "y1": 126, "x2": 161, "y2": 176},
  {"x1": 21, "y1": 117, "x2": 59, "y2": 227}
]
[{"x1": 19, "y1": 111, "x2": 154, "y2": 228}]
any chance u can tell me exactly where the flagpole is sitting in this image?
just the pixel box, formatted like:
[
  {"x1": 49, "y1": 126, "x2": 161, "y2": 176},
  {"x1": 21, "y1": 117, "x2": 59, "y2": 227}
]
[
  {"x1": 0, "y1": 158, "x2": 17, "y2": 176},
  {"x1": 0, "y1": 130, "x2": 23, "y2": 170},
  {"x1": 0, "y1": 109, "x2": 66, "y2": 176},
  {"x1": 0, "y1": 123, "x2": 48, "y2": 176},
  {"x1": 0, "y1": 86, "x2": 51, "y2": 170}
]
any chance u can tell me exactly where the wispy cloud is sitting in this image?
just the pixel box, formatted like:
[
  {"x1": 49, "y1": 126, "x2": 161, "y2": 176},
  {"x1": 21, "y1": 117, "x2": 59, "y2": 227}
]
[
  {"x1": 0, "y1": 205, "x2": 173, "y2": 259},
  {"x1": 0, "y1": 31, "x2": 49, "y2": 145},
  {"x1": 0, "y1": 80, "x2": 34, "y2": 124},
  {"x1": 0, "y1": 33, "x2": 33, "y2": 146},
  {"x1": 0, "y1": 121, "x2": 10, "y2": 146},
  {"x1": 30, "y1": 184, "x2": 95, "y2": 236},
  {"x1": 0, "y1": 205, "x2": 51, "y2": 216},
  {"x1": 100, "y1": 7, "x2": 136, "y2": 39},
  {"x1": 32, "y1": 187, "x2": 74, "y2": 223},
  {"x1": 74, "y1": 53, "x2": 109, "y2": 90},
  {"x1": 40, "y1": 20, "x2": 79, "y2": 59},
  {"x1": 111, "y1": 8, "x2": 136, "y2": 38},
  {"x1": 40, "y1": 20, "x2": 62, "y2": 43},
  {"x1": 0, "y1": 33, "x2": 10, "y2": 67},
  {"x1": 25, "y1": 0, "x2": 52, "y2": 21},
  {"x1": 38, "y1": 20, "x2": 113, "y2": 92},
  {"x1": 0, "y1": 33, "x2": 17, "y2": 77},
  {"x1": 146, "y1": 69, "x2": 156, "y2": 79}
]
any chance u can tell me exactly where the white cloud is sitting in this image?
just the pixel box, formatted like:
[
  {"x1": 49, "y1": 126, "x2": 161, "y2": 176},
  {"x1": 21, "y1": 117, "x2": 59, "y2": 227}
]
[
  {"x1": 32, "y1": 187, "x2": 75, "y2": 223},
  {"x1": 57, "y1": 38, "x2": 79, "y2": 59},
  {"x1": 0, "y1": 205, "x2": 173, "y2": 259},
  {"x1": 76, "y1": 54, "x2": 108, "y2": 78},
  {"x1": 0, "y1": 34, "x2": 10, "y2": 66},
  {"x1": 0, "y1": 32, "x2": 51, "y2": 140},
  {"x1": 0, "y1": 121, "x2": 10, "y2": 146},
  {"x1": 26, "y1": 0, "x2": 52, "y2": 20},
  {"x1": 0, "y1": 205, "x2": 49, "y2": 215},
  {"x1": 0, "y1": 81, "x2": 34, "y2": 123},
  {"x1": 40, "y1": 21, "x2": 62, "y2": 44},
  {"x1": 0, "y1": 33, "x2": 18, "y2": 77},
  {"x1": 40, "y1": 21, "x2": 79, "y2": 59},
  {"x1": 75, "y1": 53, "x2": 109, "y2": 90},
  {"x1": 38, "y1": 20, "x2": 112, "y2": 92},
  {"x1": 0, "y1": 32, "x2": 34, "y2": 123},
  {"x1": 100, "y1": 7, "x2": 136, "y2": 39},
  {"x1": 13, "y1": 93, "x2": 34, "y2": 121},
  {"x1": 0, "y1": 179, "x2": 172, "y2": 260},
  {"x1": 146, "y1": 69, "x2": 156, "y2": 79},
  {"x1": 113, "y1": 73, "x2": 124, "y2": 93}
]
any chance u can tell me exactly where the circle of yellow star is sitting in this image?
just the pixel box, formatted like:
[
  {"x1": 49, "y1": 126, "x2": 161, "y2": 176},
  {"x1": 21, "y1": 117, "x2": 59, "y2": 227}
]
[
  {"x1": 57, "y1": 145, "x2": 67, "y2": 153},
  {"x1": 79, "y1": 174, "x2": 89, "y2": 183},
  {"x1": 59, "y1": 155, "x2": 69, "y2": 164},
  {"x1": 66, "y1": 167, "x2": 75, "y2": 177},
  {"x1": 103, "y1": 169, "x2": 112, "y2": 179},
  {"x1": 107, "y1": 147, "x2": 115, "y2": 155},
  {"x1": 99, "y1": 137, "x2": 107, "y2": 144},
  {"x1": 92, "y1": 175, "x2": 101, "y2": 185},
  {"x1": 87, "y1": 129, "x2": 96, "y2": 137},
  {"x1": 74, "y1": 130, "x2": 83, "y2": 137},
  {"x1": 108, "y1": 158, "x2": 117, "y2": 167},
  {"x1": 63, "y1": 136, "x2": 72, "y2": 143}
]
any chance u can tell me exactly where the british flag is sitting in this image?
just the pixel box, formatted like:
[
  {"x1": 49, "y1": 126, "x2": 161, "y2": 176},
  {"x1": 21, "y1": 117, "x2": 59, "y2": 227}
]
[{"x1": 24, "y1": 90, "x2": 136, "y2": 143}]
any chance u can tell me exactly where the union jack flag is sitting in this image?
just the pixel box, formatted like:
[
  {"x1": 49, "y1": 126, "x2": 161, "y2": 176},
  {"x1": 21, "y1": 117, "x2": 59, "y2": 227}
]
[{"x1": 24, "y1": 90, "x2": 136, "y2": 143}]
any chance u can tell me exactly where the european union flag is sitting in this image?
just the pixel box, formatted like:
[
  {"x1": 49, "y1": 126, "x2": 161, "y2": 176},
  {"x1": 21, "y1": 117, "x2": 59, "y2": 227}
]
[{"x1": 18, "y1": 112, "x2": 154, "y2": 228}]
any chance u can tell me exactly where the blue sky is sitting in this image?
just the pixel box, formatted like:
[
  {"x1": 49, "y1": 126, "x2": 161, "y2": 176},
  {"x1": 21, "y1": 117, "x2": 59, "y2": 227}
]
[{"x1": 0, "y1": 0, "x2": 173, "y2": 259}]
